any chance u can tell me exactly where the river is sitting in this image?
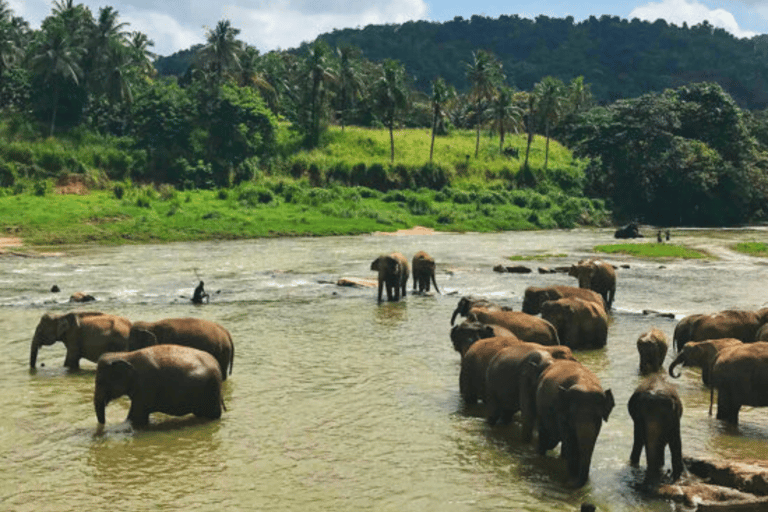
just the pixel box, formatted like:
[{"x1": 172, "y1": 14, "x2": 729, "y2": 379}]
[{"x1": 2, "y1": 228, "x2": 768, "y2": 511}]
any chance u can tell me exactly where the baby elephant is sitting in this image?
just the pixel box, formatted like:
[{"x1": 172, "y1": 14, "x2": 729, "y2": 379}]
[
  {"x1": 411, "y1": 251, "x2": 440, "y2": 294},
  {"x1": 628, "y1": 375, "x2": 684, "y2": 483},
  {"x1": 637, "y1": 328, "x2": 668, "y2": 375},
  {"x1": 94, "y1": 345, "x2": 225, "y2": 427}
]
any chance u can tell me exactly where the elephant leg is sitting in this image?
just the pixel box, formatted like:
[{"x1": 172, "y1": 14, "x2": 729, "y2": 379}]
[
  {"x1": 486, "y1": 396, "x2": 501, "y2": 426},
  {"x1": 377, "y1": 280, "x2": 384, "y2": 302},
  {"x1": 195, "y1": 385, "x2": 223, "y2": 420},
  {"x1": 459, "y1": 368, "x2": 477, "y2": 405},
  {"x1": 670, "y1": 424, "x2": 684, "y2": 481},
  {"x1": 127, "y1": 403, "x2": 150, "y2": 426},
  {"x1": 63, "y1": 345, "x2": 80, "y2": 369},
  {"x1": 630, "y1": 418, "x2": 644, "y2": 465},
  {"x1": 500, "y1": 407, "x2": 515, "y2": 425},
  {"x1": 537, "y1": 425, "x2": 556, "y2": 455},
  {"x1": 716, "y1": 387, "x2": 740, "y2": 424}
]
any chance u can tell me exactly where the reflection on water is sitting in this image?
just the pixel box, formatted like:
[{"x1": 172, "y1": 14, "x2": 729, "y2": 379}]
[{"x1": 3, "y1": 228, "x2": 768, "y2": 510}]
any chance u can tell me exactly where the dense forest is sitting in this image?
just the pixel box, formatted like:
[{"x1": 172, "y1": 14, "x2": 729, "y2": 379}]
[{"x1": 3, "y1": 2, "x2": 768, "y2": 227}]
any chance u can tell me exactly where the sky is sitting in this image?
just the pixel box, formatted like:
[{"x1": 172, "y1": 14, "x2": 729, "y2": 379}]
[{"x1": 6, "y1": 0, "x2": 768, "y2": 57}]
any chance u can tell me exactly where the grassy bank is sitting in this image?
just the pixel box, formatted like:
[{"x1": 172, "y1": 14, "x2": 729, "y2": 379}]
[
  {"x1": 733, "y1": 242, "x2": 768, "y2": 257},
  {"x1": 0, "y1": 124, "x2": 609, "y2": 246},
  {"x1": 594, "y1": 243, "x2": 709, "y2": 259}
]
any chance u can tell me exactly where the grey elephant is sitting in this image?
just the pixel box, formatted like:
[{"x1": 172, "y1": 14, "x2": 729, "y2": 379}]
[
  {"x1": 371, "y1": 252, "x2": 409, "y2": 302},
  {"x1": 531, "y1": 358, "x2": 614, "y2": 487},
  {"x1": 94, "y1": 345, "x2": 225, "y2": 426},
  {"x1": 523, "y1": 359, "x2": 615, "y2": 487},
  {"x1": 568, "y1": 259, "x2": 616, "y2": 310},
  {"x1": 450, "y1": 320, "x2": 514, "y2": 357},
  {"x1": 522, "y1": 285, "x2": 604, "y2": 315},
  {"x1": 485, "y1": 343, "x2": 575, "y2": 427},
  {"x1": 411, "y1": 251, "x2": 440, "y2": 294},
  {"x1": 710, "y1": 341, "x2": 768, "y2": 424},
  {"x1": 540, "y1": 297, "x2": 608, "y2": 349},
  {"x1": 450, "y1": 296, "x2": 509, "y2": 325},
  {"x1": 628, "y1": 375, "x2": 684, "y2": 482},
  {"x1": 637, "y1": 328, "x2": 668, "y2": 375},
  {"x1": 672, "y1": 309, "x2": 768, "y2": 351},
  {"x1": 30, "y1": 311, "x2": 132, "y2": 369},
  {"x1": 459, "y1": 335, "x2": 521, "y2": 405},
  {"x1": 128, "y1": 317, "x2": 234, "y2": 379},
  {"x1": 668, "y1": 338, "x2": 742, "y2": 386}
]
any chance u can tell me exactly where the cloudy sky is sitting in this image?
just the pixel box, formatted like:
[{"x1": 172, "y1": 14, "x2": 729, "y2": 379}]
[{"x1": 7, "y1": 0, "x2": 767, "y2": 56}]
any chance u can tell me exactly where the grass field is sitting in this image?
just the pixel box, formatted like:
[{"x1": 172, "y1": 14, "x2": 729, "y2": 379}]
[
  {"x1": 594, "y1": 243, "x2": 709, "y2": 259},
  {"x1": 733, "y1": 242, "x2": 768, "y2": 257}
]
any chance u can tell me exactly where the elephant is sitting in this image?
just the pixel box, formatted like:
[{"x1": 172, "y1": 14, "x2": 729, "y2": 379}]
[
  {"x1": 411, "y1": 251, "x2": 440, "y2": 294},
  {"x1": 94, "y1": 345, "x2": 225, "y2": 426},
  {"x1": 568, "y1": 259, "x2": 617, "y2": 310},
  {"x1": 540, "y1": 297, "x2": 608, "y2": 349},
  {"x1": 128, "y1": 318, "x2": 234, "y2": 380},
  {"x1": 754, "y1": 323, "x2": 768, "y2": 342},
  {"x1": 637, "y1": 328, "x2": 669, "y2": 375},
  {"x1": 614, "y1": 222, "x2": 643, "y2": 239},
  {"x1": 522, "y1": 285, "x2": 605, "y2": 315},
  {"x1": 709, "y1": 341, "x2": 768, "y2": 424},
  {"x1": 371, "y1": 252, "x2": 409, "y2": 302},
  {"x1": 669, "y1": 338, "x2": 742, "y2": 386},
  {"x1": 531, "y1": 359, "x2": 614, "y2": 487},
  {"x1": 467, "y1": 309, "x2": 561, "y2": 346},
  {"x1": 69, "y1": 292, "x2": 96, "y2": 303},
  {"x1": 672, "y1": 309, "x2": 768, "y2": 351},
  {"x1": 30, "y1": 311, "x2": 132, "y2": 369},
  {"x1": 485, "y1": 343, "x2": 576, "y2": 427},
  {"x1": 450, "y1": 320, "x2": 514, "y2": 357},
  {"x1": 628, "y1": 374, "x2": 684, "y2": 482},
  {"x1": 450, "y1": 295, "x2": 510, "y2": 325},
  {"x1": 459, "y1": 336, "x2": 522, "y2": 405}
]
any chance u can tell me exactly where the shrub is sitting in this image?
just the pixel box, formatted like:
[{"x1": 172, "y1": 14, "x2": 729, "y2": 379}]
[
  {"x1": 113, "y1": 183, "x2": 125, "y2": 199},
  {"x1": 0, "y1": 161, "x2": 16, "y2": 188}
]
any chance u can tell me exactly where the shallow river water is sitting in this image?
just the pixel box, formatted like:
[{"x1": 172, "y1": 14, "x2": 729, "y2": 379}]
[{"x1": 3, "y1": 228, "x2": 768, "y2": 511}]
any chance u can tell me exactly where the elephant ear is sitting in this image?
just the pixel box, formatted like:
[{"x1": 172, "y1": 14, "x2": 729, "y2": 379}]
[
  {"x1": 57, "y1": 313, "x2": 80, "y2": 338},
  {"x1": 108, "y1": 359, "x2": 136, "y2": 386},
  {"x1": 603, "y1": 389, "x2": 615, "y2": 421},
  {"x1": 130, "y1": 328, "x2": 157, "y2": 349},
  {"x1": 370, "y1": 257, "x2": 382, "y2": 271}
]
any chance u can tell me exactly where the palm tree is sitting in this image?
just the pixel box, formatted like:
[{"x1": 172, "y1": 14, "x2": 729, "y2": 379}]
[
  {"x1": 534, "y1": 76, "x2": 566, "y2": 170},
  {"x1": 487, "y1": 86, "x2": 523, "y2": 153},
  {"x1": 197, "y1": 19, "x2": 243, "y2": 83},
  {"x1": 336, "y1": 45, "x2": 362, "y2": 132},
  {"x1": 466, "y1": 50, "x2": 504, "y2": 157},
  {"x1": 374, "y1": 59, "x2": 408, "y2": 162},
  {"x1": 127, "y1": 31, "x2": 157, "y2": 76},
  {"x1": 429, "y1": 77, "x2": 455, "y2": 162},
  {"x1": 522, "y1": 91, "x2": 536, "y2": 171},
  {"x1": 30, "y1": 23, "x2": 83, "y2": 135},
  {"x1": 302, "y1": 41, "x2": 335, "y2": 147}
]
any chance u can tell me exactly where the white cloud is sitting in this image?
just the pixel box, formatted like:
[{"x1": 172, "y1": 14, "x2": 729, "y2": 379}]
[{"x1": 630, "y1": 0, "x2": 757, "y2": 38}]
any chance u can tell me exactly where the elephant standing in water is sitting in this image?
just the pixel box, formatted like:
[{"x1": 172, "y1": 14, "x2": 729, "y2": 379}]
[
  {"x1": 710, "y1": 341, "x2": 768, "y2": 424},
  {"x1": 30, "y1": 311, "x2": 132, "y2": 369},
  {"x1": 569, "y1": 259, "x2": 616, "y2": 310},
  {"x1": 637, "y1": 328, "x2": 668, "y2": 375},
  {"x1": 540, "y1": 297, "x2": 608, "y2": 349},
  {"x1": 530, "y1": 359, "x2": 614, "y2": 487},
  {"x1": 673, "y1": 309, "x2": 768, "y2": 351},
  {"x1": 669, "y1": 338, "x2": 742, "y2": 386},
  {"x1": 628, "y1": 375, "x2": 684, "y2": 483},
  {"x1": 94, "y1": 345, "x2": 225, "y2": 426},
  {"x1": 522, "y1": 285, "x2": 604, "y2": 315},
  {"x1": 371, "y1": 252, "x2": 409, "y2": 302},
  {"x1": 411, "y1": 251, "x2": 440, "y2": 294},
  {"x1": 450, "y1": 320, "x2": 514, "y2": 357},
  {"x1": 128, "y1": 317, "x2": 234, "y2": 379}
]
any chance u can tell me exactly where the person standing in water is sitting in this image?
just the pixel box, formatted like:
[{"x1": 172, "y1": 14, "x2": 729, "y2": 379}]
[{"x1": 192, "y1": 281, "x2": 209, "y2": 304}]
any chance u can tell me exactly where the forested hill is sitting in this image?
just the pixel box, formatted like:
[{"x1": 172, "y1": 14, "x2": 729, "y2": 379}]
[{"x1": 293, "y1": 14, "x2": 768, "y2": 109}]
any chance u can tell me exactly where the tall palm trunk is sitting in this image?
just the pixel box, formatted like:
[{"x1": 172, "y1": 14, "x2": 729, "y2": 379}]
[
  {"x1": 430, "y1": 109, "x2": 438, "y2": 163},
  {"x1": 544, "y1": 120, "x2": 550, "y2": 170},
  {"x1": 49, "y1": 86, "x2": 60, "y2": 137},
  {"x1": 389, "y1": 121, "x2": 395, "y2": 162}
]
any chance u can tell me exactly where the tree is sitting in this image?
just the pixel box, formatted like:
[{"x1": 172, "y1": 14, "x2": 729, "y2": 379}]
[
  {"x1": 466, "y1": 50, "x2": 504, "y2": 157},
  {"x1": 487, "y1": 86, "x2": 523, "y2": 153},
  {"x1": 534, "y1": 76, "x2": 565, "y2": 169},
  {"x1": 336, "y1": 45, "x2": 363, "y2": 132},
  {"x1": 30, "y1": 22, "x2": 83, "y2": 135},
  {"x1": 374, "y1": 59, "x2": 408, "y2": 162},
  {"x1": 197, "y1": 19, "x2": 243, "y2": 84},
  {"x1": 429, "y1": 76, "x2": 456, "y2": 162},
  {"x1": 300, "y1": 41, "x2": 335, "y2": 147}
]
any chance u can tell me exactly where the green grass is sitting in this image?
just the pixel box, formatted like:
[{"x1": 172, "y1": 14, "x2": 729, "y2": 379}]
[
  {"x1": 733, "y1": 242, "x2": 768, "y2": 257},
  {"x1": 594, "y1": 243, "x2": 709, "y2": 259}
]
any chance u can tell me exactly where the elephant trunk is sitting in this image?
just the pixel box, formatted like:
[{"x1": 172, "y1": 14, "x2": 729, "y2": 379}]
[
  {"x1": 450, "y1": 305, "x2": 461, "y2": 325},
  {"x1": 574, "y1": 423, "x2": 600, "y2": 488},
  {"x1": 431, "y1": 274, "x2": 440, "y2": 295},
  {"x1": 94, "y1": 389, "x2": 107, "y2": 424},
  {"x1": 29, "y1": 338, "x2": 39, "y2": 369},
  {"x1": 669, "y1": 352, "x2": 686, "y2": 378}
]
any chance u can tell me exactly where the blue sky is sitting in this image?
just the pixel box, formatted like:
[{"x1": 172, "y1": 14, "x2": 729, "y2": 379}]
[{"x1": 7, "y1": 0, "x2": 768, "y2": 56}]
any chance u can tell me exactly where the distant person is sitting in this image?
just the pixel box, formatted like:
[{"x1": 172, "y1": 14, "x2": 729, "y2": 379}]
[
  {"x1": 657, "y1": 230, "x2": 662, "y2": 243},
  {"x1": 666, "y1": 229, "x2": 671, "y2": 241},
  {"x1": 192, "y1": 281, "x2": 209, "y2": 304}
]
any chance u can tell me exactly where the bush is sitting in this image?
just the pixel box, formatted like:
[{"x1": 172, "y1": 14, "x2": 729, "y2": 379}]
[
  {"x1": 0, "y1": 161, "x2": 16, "y2": 188},
  {"x1": 237, "y1": 183, "x2": 275, "y2": 206},
  {"x1": 113, "y1": 183, "x2": 125, "y2": 199}
]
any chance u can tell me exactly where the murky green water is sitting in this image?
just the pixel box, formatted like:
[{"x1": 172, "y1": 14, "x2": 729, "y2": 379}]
[{"x1": 3, "y1": 228, "x2": 768, "y2": 511}]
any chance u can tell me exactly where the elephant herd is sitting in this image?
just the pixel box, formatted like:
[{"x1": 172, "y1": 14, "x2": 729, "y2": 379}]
[
  {"x1": 29, "y1": 311, "x2": 234, "y2": 427},
  {"x1": 371, "y1": 250, "x2": 439, "y2": 302},
  {"x1": 445, "y1": 255, "x2": 768, "y2": 489}
]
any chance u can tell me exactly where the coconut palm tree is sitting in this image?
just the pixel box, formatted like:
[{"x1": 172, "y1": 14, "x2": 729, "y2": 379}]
[
  {"x1": 197, "y1": 19, "x2": 243, "y2": 83},
  {"x1": 336, "y1": 45, "x2": 362, "y2": 132},
  {"x1": 534, "y1": 76, "x2": 566, "y2": 170},
  {"x1": 127, "y1": 31, "x2": 157, "y2": 76},
  {"x1": 30, "y1": 23, "x2": 83, "y2": 135},
  {"x1": 429, "y1": 77, "x2": 456, "y2": 162},
  {"x1": 487, "y1": 86, "x2": 523, "y2": 153},
  {"x1": 374, "y1": 59, "x2": 408, "y2": 162},
  {"x1": 301, "y1": 41, "x2": 336, "y2": 147},
  {"x1": 466, "y1": 50, "x2": 504, "y2": 157}
]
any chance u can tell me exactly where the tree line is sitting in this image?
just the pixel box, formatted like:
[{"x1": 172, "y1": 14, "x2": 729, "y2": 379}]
[{"x1": 2, "y1": 2, "x2": 768, "y2": 226}]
